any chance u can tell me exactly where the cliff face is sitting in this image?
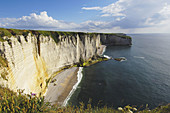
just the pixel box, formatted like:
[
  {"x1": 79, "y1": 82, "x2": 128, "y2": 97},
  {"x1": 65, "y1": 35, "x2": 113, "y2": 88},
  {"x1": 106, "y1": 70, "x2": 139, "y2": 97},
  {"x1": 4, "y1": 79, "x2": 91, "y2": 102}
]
[
  {"x1": 0, "y1": 29, "x2": 131, "y2": 94},
  {"x1": 100, "y1": 34, "x2": 132, "y2": 46}
]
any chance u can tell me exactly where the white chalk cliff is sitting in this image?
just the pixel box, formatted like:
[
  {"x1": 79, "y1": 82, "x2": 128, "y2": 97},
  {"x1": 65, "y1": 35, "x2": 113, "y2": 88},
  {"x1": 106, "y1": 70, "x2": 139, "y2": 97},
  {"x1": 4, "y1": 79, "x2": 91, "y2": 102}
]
[{"x1": 0, "y1": 31, "x2": 131, "y2": 95}]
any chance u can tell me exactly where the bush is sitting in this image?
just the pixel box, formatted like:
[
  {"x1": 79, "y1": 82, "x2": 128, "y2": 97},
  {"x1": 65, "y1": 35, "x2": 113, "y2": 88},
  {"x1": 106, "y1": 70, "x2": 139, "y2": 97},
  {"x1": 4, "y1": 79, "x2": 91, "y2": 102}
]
[
  {"x1": 0, "y1": 86, "x2": 49, "y2": 113},
  {"x1": 0, "y1": 85, "x2": 170, "y2": 112},
  {"x1": 0, "y1": 28, "x2": 12, "y2": 41}
]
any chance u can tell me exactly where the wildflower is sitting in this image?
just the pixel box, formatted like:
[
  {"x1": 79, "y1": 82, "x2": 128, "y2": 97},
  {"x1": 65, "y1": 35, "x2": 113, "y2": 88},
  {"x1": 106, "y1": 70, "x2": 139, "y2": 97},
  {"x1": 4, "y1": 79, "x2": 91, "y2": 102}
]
[
  {"x1": 31, "y1": 93, "x2": 36, "y2": 96},
  {"x1": 118, "y1": 107, "x2": 123, "y2": 111},
  {"x1": 128, "y1": 110, "x2": 133, "y2": 113},
  {"x1": 15, "y1": 106, "x2": 20, "y2": 110},
  {"x1": 133, "y1": 107, "x2": 137, "y2": 111}
]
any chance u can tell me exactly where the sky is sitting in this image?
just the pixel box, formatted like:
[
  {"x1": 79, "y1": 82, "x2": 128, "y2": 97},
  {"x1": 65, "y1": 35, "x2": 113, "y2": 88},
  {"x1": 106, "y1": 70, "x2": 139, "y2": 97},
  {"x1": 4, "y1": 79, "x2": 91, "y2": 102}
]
[{"x1": 0, "y1": 0, "x2": 170, "y2": 33}]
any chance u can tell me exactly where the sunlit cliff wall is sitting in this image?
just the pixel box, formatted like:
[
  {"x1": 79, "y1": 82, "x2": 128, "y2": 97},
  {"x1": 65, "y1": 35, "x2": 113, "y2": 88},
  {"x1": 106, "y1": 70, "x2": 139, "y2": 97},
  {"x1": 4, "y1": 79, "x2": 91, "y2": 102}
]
[{"x1": 0, "y1": 29, "x2": 131, "y2": 94}]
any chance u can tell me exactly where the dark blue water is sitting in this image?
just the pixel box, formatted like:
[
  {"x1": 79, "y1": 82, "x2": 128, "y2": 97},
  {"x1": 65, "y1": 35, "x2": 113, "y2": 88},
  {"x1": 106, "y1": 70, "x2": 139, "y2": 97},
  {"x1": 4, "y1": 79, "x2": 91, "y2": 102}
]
[{"x1": 69, "y1": 34, "x2": 170, "y2": 109}]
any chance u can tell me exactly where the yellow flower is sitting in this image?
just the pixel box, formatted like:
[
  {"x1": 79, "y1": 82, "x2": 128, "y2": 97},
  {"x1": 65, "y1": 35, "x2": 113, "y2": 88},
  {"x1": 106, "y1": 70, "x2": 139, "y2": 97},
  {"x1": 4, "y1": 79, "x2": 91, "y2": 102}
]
[
  {"x1": 127, "y1": 110, "x2": 133, "y2": 113},
  {"x1": 118, "y1": 107, "x2": 123, "y2": 111},
  {"x1": 133, "y1": 107, "x2": 137, "y2": 111},
  {"x1": 15, "y1": 106, "x2": 20, "y2": 110}
]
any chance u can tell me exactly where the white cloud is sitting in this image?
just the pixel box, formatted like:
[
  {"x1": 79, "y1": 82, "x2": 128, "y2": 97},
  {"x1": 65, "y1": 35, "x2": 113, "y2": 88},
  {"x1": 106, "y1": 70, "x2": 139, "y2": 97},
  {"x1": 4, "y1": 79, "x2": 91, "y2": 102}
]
[
  {"x1": 81, "y1": 0, "x2": 170, "y2": 33},
  {"x1": 0, "y1": 11, "x2": 78, "y2": 30},
  {"x1": 1, "y1": 0, "x2": 170, "y2": 33},
  {"x1": 82, "y1": 0, "x2": 127, "y2": 17},
  {"x1": 144, "y1": 3, "x2": 170, "y2": 26},
  {"x1": 78, "y1": 20, "x2": 109, "y2": 31},
  {"x1": 101, "y1": 14, "x2": 111, "y2": 17},
  {"x1": 116, "y1": 17, "x2": 125, "y2": 21},
  {"x1": 82, "y1": 7, "x2": 101, "y2": 10},
  {"x1": 0, "y1": 11, "x2": 109, "y2": 32},
  {"x1": 159, "y1": 3, "x2": 170, "y2": 16},
  {"x1": 101, "y1": 0, "x2": 127, "y2": 17}
]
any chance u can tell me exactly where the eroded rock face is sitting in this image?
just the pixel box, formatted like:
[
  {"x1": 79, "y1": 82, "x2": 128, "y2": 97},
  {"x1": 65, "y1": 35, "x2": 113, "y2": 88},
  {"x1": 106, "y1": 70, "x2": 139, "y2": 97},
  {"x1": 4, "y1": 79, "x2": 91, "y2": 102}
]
[
  {"x1": 100, "y1": 34, "x2": 132, "y2": 46},
  {"x1": 0, "y1": 33, "x2": 131, "y2": 94}
]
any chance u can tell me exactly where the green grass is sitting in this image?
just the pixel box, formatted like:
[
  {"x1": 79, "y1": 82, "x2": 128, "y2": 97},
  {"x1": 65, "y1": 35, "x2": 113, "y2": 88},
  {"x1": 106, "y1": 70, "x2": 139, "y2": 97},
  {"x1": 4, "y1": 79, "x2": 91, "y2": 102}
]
[
  {"x1": 0, "y1": 85, "x2": 49, "y2": 113},
  {"x1": 80, "y1": 56, "x2": 109, "y2": 67},
  {"x1": 0, "y1": 28, "x2": 132, "y2": 43},
  {"x1": 0, "y1": 85, "x2": 169, "y2": 113},
  {"x1": 118, "y1": 35, "x2": 132, "y2": 39},
  {"x1": 9, "y1": 29, "x2": 30, "y2": 36},
  {"x1": 0, "y1": 28, "x2": 12, "y2": 41}
]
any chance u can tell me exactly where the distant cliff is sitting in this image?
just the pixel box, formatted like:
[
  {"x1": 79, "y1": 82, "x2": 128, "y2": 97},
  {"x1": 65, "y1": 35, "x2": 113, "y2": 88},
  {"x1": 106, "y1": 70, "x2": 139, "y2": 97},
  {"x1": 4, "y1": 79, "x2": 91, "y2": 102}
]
[{"x1": 0, "y1": 28, "x2": 131, "y2": 94}]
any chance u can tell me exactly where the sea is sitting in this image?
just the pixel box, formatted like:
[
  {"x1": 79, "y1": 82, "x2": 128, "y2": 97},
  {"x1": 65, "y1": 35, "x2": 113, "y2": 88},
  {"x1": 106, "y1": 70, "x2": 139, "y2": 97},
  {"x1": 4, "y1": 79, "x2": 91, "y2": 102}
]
[{"x1": 69, "y1": 34, "x2": 170, "y2": 109}]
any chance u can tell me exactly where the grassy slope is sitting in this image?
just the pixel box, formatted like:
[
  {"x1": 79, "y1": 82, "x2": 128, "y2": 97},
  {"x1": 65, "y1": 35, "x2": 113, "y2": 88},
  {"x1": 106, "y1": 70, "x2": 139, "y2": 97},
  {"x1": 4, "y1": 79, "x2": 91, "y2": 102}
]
[
  {"x1": 0, "y1": 85, "x2": 169, "y2": 113},
  {"x1": 0, "y1": 28, "x2": 132, "y2": 43}
]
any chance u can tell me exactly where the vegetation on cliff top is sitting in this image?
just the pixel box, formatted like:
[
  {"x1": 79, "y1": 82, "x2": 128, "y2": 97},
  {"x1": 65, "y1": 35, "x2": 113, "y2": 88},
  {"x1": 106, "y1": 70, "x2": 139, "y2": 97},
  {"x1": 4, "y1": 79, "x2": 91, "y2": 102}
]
[
  {"x1": 76, "y1": 56, "x2": 109, "y2": 67},
  {"x1": 0, "y1": 28, "x2": 132, "y2": 43},
  {"x1": 0, "y1": 85, "x2": 169, "y2": 113}
]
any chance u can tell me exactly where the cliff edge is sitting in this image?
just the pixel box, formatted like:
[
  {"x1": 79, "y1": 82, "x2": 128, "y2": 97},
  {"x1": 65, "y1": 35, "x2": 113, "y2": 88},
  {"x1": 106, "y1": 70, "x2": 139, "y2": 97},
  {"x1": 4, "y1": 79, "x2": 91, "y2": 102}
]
[{"x1": 0, "y1": 28, "x2": 132, "y2": 95}]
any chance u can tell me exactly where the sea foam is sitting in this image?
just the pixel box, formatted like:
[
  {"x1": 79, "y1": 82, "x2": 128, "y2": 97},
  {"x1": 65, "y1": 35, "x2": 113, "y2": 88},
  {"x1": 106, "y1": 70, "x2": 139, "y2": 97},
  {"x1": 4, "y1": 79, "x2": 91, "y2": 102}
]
[
  {"x1": 103, "y1": 55, "x2": 112, "y2": 59},
  {"x1": 62, "y1": 67, "x2": 83, "y2": 106},
  {"x1": 101, "y1": 45, "x2": 106, "y2": 55},
  {"x1": 133, "y1": 56, "x2": 145, "y2": 59},
  {"x1": 119, "y1": 57, "x2": 127, "y2": 62},
  {"x1": 102, "y1": 46, "x2": 112, "y2": 59}
]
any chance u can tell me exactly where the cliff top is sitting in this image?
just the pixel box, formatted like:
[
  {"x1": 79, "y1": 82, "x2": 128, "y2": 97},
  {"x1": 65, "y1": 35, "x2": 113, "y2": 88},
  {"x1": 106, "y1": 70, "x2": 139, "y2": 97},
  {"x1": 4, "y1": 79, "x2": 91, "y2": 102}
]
[{"x1": 0, "y1": 28, "x2": 131, "y2": 42}]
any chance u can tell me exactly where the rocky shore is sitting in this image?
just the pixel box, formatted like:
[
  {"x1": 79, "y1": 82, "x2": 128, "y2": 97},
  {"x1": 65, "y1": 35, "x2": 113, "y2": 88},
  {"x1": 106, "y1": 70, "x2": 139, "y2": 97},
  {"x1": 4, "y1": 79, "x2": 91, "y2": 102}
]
[{"x1": 44, "y1": 67, "x2": 79, "y2": 105}]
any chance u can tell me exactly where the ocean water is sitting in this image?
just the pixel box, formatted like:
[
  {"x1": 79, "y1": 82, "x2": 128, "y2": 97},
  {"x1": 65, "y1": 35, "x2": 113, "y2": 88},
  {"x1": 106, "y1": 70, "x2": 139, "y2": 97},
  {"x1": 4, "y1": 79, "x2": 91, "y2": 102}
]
[{"x1": 69, "y1": 34, "x2": 170, "y2": 109}]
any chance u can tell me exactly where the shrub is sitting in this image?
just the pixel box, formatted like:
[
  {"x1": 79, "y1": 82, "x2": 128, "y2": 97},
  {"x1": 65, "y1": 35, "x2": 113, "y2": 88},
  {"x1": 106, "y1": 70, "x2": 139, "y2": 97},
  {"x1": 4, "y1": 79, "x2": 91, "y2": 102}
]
[
  {"x1": 0, "y1": 86, "x2": 50, "y2": 113},
  {"x1": 0, "y1": 85, "x2": 170, "y2": 112}
]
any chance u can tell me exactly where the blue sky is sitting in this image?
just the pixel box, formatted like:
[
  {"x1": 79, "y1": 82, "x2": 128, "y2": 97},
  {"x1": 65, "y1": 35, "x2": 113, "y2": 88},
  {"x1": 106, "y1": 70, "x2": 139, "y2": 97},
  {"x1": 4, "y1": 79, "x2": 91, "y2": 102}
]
[
  {"x1": 0, "y1": 0, "x2": 170, "y2": 33},
  {"x1": 0, "y1": 0, "x2": 115, "y2": 23}
]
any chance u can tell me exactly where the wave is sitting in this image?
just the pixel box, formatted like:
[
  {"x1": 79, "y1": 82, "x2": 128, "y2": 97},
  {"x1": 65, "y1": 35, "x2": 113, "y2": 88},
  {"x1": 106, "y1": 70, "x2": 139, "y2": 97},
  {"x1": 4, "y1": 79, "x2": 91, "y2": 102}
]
[
  {"x1": 119, "y1": 57, "x2": 127, "y2": 62},
  {"x1": 101, "y1": 46, "x2": 106, "y2": 55},
  {"x1": 62, "y1": 67, "x2": 83, "y2": 106},
  {"x1": 102, "y1": 45, "x2": 112, "y2": 59},
  {"x1": 133, "y1": 56, "x2": 145, "y2": 59},
  {"x1": 103, "y1": 55, "x2": 112, "y2": 59}
]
